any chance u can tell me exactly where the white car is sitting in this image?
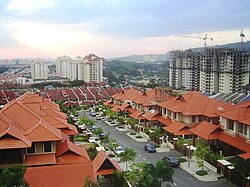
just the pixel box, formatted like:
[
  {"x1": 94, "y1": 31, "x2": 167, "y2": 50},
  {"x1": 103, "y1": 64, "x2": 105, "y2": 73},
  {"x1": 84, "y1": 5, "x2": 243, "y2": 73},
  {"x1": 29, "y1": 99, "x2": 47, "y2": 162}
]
[
  {"x1": 88, "y1": 137, "x2": 100, "y2": 143},
  {"x1": 115, "y1": 146, "x2": 124, "y2": 155}
]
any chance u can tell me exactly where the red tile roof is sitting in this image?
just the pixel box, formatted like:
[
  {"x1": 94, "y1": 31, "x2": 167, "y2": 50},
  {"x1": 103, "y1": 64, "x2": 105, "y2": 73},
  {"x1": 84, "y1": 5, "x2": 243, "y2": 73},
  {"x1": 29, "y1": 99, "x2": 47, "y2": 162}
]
[
  {"x1": 25, "y1": 120, "x2": 62, "y2": 142},
  {"x1": 218, "y1": 132, "x2": 250, "y2": 153},
  {"x1": 163, "y1": 121, "x2": 191, "y2": 135},
  {"x1": 56, "y1": 140, "x2": 90, "y2": 161},
  {"x1": 142, "y1": 111, "x2": 160, "y2": 121},
  {"x1": 158, "y1": 116, "x2": 172, "y2": 126},
  {"x1": 111, "y1": 105, "x2": 120, "y2": 112},
  {"x1": 129, "y1": 110, "x2": 144, "y2": 119},
  {"x1": 238, "y1": 153, "x2": 250, "y2": 160},
  {"x1": 119, "y1": 103, "x2": 130, "y2": 111},
  {"x1": 25, "y1": 153, "x2": 56, "y2": 166},
  {"x1": 93, "y1": 150, "x2": 122, "y2": 175},
  {"x1": 25, "y1": 162, "x2": 95, "y2": 187},
  {"x1": 189, "y1": 121, "x2": 222, "y2": 140},
  {"x1": 159, "y1": 92, "x2": 228, "y2": 118},
  {"x1": 217, "y1": 101, "x2": 250, "y2": 125}
]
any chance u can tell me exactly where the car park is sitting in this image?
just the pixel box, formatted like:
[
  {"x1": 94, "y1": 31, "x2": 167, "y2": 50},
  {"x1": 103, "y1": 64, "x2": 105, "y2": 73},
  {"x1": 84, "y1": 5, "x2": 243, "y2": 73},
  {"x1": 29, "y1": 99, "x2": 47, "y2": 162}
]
[
  {"x1": 162, "y1": 156, "x2": 180, "y2": 167},
  {"x1": 114, "y1": 146, "x2": 124, "y2": 155},
  {"x1": 144, "y1": 143, "x2": 156, "y2": 153}
]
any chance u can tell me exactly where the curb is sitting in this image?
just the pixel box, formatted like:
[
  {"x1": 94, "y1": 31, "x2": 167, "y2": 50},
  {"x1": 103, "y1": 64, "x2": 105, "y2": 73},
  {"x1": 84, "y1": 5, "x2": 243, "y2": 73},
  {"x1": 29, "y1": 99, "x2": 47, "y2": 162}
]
[
  {"x1": 126, "y1": 133, "x2": 148, "y2": 142},
  {"x1": 179, "y1": 164, "x2": 219, "y2": 182}
]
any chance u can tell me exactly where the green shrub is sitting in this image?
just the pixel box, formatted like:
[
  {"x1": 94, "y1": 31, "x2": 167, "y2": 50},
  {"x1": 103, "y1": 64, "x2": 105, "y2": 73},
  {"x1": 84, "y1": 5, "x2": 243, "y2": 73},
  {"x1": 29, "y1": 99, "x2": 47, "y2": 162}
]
[
  {"x1": 196, "y1": 170, "x2": 208, "y2": 176},
  {"x1": 178, "y1": 157, "x2": 187, "y2": 162},
  {"x1": 130, "y1": 132, "x2": 136, "y2": 135},
  {"x1": 135, "y1": 135, "x2": 143, "y2": 139},
  {"x1": 74, "y1": 135, "x2": 88, "y2": 142},
  {"x1": 108, "y1": 154, "x2": 116, "y2": 158}
]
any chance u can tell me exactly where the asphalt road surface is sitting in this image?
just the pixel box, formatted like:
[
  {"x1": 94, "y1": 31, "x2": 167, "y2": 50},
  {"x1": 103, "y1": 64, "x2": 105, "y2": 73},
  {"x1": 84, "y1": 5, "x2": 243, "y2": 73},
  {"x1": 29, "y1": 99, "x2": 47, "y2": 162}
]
[{"x1": 80, "y1": 112, "x2": 236, "y2": 187}]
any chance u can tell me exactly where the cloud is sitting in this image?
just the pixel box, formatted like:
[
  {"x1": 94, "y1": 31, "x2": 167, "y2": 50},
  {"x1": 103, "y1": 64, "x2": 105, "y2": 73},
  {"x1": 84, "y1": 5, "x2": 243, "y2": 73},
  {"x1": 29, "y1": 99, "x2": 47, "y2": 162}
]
[{"x1": 6, "y1": 0, "x2": 57, "y2": 13}]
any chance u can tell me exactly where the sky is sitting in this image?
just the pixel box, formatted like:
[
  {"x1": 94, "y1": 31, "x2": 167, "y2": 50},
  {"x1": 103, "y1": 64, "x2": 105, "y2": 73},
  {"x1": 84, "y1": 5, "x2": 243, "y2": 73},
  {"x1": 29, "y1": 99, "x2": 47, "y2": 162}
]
[{"x1": 0, "y1": 0, "x2": 250, "y2": 59}]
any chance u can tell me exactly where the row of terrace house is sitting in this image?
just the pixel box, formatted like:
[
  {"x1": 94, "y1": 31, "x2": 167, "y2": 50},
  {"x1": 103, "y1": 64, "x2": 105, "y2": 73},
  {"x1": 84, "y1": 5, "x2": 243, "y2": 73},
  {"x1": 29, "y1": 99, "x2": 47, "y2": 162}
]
[
  {"x1": 43, "y1": 86, "x2": 125, "y2": 106},
  {"x1": 106, "y1": 88, "x2": 250, "y2": 184},
  {"x1": 0, "y1": 93, "x2": 121, "y2": 187}
]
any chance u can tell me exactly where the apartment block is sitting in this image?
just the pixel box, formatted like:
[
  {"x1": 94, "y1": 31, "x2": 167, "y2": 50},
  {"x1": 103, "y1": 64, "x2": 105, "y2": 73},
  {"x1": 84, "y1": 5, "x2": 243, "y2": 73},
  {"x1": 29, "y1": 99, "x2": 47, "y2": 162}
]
[
  {"x1": 56, "y1": 55, "x2": 77, "y2": 81},
  {"x1": 56, "y1": 54, "x2": 104, "y2": 83},
  {"x1": 170, "y1": 48, "x2": 250, "y2": 93},
  {"x1": 31, "y1": 58, "x2": 48, "y2": 79}
]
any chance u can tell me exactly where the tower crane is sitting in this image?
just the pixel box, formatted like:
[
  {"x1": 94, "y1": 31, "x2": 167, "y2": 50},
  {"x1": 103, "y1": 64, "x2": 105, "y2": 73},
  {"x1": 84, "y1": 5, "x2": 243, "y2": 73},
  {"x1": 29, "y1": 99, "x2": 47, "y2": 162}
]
[
  {"x1": 240, "y1": 28, "x2": 245, "y2": 49},
  {"x1": 174, "y1": 33, "x2": 213, "y2": 48}
]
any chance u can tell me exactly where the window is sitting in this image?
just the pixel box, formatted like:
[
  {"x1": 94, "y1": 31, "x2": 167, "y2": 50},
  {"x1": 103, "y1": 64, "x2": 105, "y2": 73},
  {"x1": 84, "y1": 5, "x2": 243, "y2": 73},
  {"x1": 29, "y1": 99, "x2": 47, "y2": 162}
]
[
  {"x1": 228, "y1": 119, "x2": 234, "y2": 131},
  {"x1": 192, "y1": 116, "x2": 196, "y2": 122},
  {"x1": 198, "y1": 115, "x2": 202, "y2": 122},
  {"x1": 44, "y1": 142, "x2": 52, "y2": 152},
  {"x1": 27, "y1": 143, "x2": 35, "y2": 154},
  {"x1": 26, "y1": 142, "x2": 54, "y2": 154},
  {"x1": 238, "y1": 123, "x2": 247, "y2": 135},
  {"x1": 173, "y1": 112, "x2": 177, "y2": 120}
]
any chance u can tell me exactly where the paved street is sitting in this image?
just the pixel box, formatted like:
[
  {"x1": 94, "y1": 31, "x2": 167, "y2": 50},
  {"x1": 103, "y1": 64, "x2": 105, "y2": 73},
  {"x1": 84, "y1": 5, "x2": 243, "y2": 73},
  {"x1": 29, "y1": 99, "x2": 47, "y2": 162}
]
[{"x1": 80, "y1": 112, "x2": 235, "y2": 187}]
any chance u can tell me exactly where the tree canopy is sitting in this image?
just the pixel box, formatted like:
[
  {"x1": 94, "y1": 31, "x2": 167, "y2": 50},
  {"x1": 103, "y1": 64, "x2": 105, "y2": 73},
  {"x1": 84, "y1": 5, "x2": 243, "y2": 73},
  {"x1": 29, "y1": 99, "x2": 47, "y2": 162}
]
[{"x1": 0, "y1": 165, "x2": 29, "y2": 187}]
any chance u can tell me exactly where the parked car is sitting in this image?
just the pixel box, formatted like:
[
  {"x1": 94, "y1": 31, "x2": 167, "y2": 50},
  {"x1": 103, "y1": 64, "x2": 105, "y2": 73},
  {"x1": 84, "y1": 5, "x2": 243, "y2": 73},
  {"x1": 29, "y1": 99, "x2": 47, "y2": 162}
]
[
  {"x1": 89, "y1": 112, "x2": 96, "y2": 117},
  {"x1": 89, "y1": 125, "x2": 98, "y2": 132},
  {"x1": 114, "y1": 146, "x2": 124, "y2": 155},
  {"x1": 98, "y1": 133, "x2": 107, "y2": 139},
  {"x1": 162, "y1": 156, "x2": 180, "y2": 167},
  {"x1": 144, "y1": 144, "x2": 156, "y2": 153},
  {"x1": 96, "y1": 116, "x2": 102, "y2": 120},
  {"x1": 88, "y1": 137, "x2": 100, "y2": 143}
]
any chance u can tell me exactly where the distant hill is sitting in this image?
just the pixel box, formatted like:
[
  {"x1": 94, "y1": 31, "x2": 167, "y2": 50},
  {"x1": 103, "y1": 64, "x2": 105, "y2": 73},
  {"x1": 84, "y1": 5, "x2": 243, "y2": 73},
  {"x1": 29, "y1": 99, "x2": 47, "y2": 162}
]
[
  {"x1": 190, "y1": 41, "x2": 250, "y2": 52},
  {"x1": 108, "y1": 53, "x2": 170, "y2": 62},
  {"x1": 108, "y1": 41, "x2": 250, "y2": 62}
]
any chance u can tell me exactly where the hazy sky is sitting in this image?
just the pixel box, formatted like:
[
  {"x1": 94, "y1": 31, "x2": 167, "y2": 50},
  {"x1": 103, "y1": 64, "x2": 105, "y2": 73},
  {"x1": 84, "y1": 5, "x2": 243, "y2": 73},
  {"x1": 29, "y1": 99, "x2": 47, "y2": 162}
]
[{"x1": 0, "y1": 0, "x2": 250, "y2": 58}]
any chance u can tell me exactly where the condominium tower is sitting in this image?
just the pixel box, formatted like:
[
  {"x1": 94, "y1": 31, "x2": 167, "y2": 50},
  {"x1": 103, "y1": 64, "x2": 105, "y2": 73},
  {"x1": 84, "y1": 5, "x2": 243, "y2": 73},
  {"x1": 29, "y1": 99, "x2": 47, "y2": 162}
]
[
  {"x1": 169, "y1": 48, "x2": 250, "y2": 93},
  {"x1": 56, "y1": 54, "x2": 104, "y2": 82},
  {"x1": 31, "y1": 58, "x2": 48, "y2": 79}
]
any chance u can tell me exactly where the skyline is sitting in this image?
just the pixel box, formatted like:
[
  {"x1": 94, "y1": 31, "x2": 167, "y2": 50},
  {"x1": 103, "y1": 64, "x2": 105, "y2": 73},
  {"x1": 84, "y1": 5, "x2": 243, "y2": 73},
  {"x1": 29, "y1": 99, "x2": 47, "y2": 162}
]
[{"x1": 0, "y1": 0, "x2": 250, "y2": 58}]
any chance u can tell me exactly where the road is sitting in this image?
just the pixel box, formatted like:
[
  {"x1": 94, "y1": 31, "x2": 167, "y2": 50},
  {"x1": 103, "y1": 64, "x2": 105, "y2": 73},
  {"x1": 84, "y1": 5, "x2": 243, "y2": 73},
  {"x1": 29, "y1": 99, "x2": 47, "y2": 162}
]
[{"x1": 80, "y1": 112, "x2": 235, "y2": 187}]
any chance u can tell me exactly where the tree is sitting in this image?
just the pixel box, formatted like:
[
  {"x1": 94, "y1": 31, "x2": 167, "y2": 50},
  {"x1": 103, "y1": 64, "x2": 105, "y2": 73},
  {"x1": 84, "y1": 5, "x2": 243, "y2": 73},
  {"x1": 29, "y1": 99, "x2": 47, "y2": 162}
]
[
  {"x1": 83, "y1": 176, "x2": 103, "y2": 187},
  {"x1": 105, "y1": 110, "x2": 118, "y2": 121},
  {"x1": 101, "y1": 132, "x2": 110, "y2": 147},
  {"x1": 233, "y1": 157, "x2": 250, "y2": 186},
  {"x1": 125, "y1": 161, "x2": 173, "y2": 187},
  {"x1": 108, "y1": 171, "x2": 128, "y2": 187},
  {"x1": 80, "y1": 116, "x2": 96, "y2": 128},
  {"x1": 117, "y1": 116, "x2": 125, "y2": 126},
  {"x1": 155, "y1": 160, "x2": 173, "y2": 185},
  {"x1": 127, "y1": 118, "x2": 138, "y2": 133},
  {"x1": 0, "y1": 165, "x2": 29, "y2": 187},
  {"x1": 193, "y1": 145, "x2": 210, "y2": 171},
  {"x1": 108, "y1": 140, "x2": 119, "y2": 152},
  {"x1": 175, "y1": 137, "x2": 187, "y2": 149},
  {"x1": 119, "y1": 147, "x2": 137, "y2": 170},
  {"x1": 93, "y1": 128, "x2": 103, "y2": 138}
]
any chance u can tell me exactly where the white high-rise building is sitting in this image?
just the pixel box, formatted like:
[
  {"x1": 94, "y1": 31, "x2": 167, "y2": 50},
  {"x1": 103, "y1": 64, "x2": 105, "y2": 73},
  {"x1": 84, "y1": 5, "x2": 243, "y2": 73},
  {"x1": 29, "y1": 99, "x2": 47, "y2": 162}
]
[
  {"x1": 56, "y1": 55, "x2": 77, "y2": 81},
  {"x1": 56, "y1": 54, "x2": 104, "y2": 83},
  {"x1": 31, "y1": 59, "x2": 48, "y2": 79},
  {"x1": 83, "y1": 54, "x2": 103, "y2": 83}
]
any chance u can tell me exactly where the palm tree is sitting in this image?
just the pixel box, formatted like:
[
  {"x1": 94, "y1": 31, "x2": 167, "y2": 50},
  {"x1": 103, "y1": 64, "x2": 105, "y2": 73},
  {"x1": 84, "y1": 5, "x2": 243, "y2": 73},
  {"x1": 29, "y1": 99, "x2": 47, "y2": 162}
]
[{"x1": 119, "y1": 147, "x2": 137, "y2": 170}]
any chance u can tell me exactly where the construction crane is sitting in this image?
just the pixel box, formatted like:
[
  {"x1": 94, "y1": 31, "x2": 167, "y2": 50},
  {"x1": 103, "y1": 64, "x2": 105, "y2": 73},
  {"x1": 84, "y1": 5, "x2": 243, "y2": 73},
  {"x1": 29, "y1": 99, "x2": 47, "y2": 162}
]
[
  {"x1": 175, "y1": 33, "x2": 213, "y2": 48},
  {"x1": 240, "y1": 28, "x2": 245, "y2": 49}
]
